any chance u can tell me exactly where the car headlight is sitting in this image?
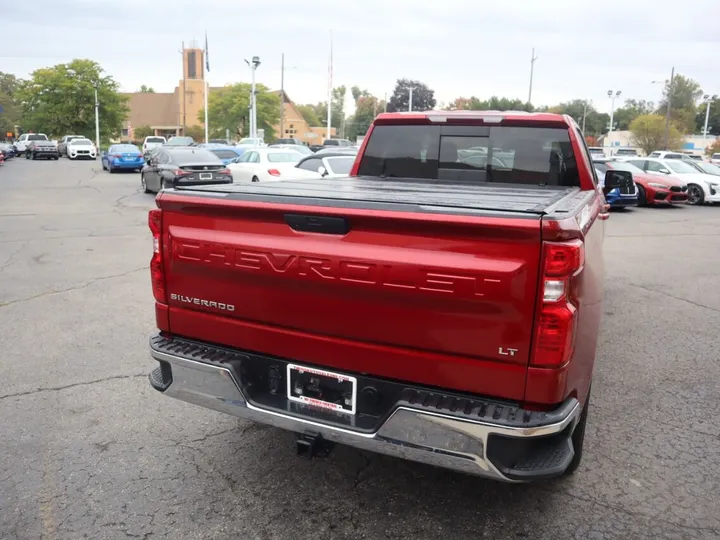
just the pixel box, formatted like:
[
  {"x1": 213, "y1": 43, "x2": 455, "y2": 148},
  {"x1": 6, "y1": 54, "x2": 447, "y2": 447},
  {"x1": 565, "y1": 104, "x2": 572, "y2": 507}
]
[{"x1": 648, "y1": 182, "x2": 668, "y2": 189}]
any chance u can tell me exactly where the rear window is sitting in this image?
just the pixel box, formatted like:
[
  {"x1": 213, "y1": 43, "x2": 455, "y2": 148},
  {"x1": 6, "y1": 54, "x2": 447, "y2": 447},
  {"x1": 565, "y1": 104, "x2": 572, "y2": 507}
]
[
  {"x1": 325, "y1": 156, "x2": 355, "y2": 174},
  {"x1": 112, "y1": 145, "x2": 140, "y2": 153},
  {"x1": 210, "y1": 149, "x2": 238, "y2": 159},
  {"x1": 167, "y1": 148, "x2": 222, "y2": 165},
  {"x1": 267, "y1": 152, "x2": 302, "y2": 163},
  {"x1": 357, "y1": 124, "x2": 579, "y2": 187},
  {"x1": 28, "y1": 134, "x2": 48, "y2": 141},
  {"x1": 146, "y1": 137, "x2": 165, "y2": 143},
  {"x1": 712, "y1": 154, "x2": 720, "y2": 159}
]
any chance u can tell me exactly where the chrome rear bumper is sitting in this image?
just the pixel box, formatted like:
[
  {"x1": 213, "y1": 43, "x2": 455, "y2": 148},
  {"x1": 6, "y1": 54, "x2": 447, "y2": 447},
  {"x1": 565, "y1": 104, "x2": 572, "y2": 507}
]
[{"x1": 150, "y1": 335, "x2": 581, "y2": 482}]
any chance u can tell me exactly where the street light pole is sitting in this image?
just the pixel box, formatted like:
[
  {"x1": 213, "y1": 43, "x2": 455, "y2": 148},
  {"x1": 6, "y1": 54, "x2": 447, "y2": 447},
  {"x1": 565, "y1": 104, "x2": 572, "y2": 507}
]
[
  {"x1": 581, "y1": 100, "x2": 588, "y2": 135},
  {"x1": 663, "y1": 66, "x2": 675, "y2": 150},
  {"x1": 528, "y1": 47, "x2": 538, "y2": 105},
  {"x1": 93, "y1": 82, "x2": 100, "y2": 150},
  {"x1": 607, "y1": 90, "x2": 621, "y2": 154},
  {"x1": 244, "y1": 56, "x2": 261, "y2": 140},
  {"x1": 408, "y1": 86, "x2": 415, "y2": 112},
  {"x1": 702, "y1": 94, "x2": 716, "y2": 143},
  {"x1": 279, "y1": 53, "x2": 285, "y2": 138}
]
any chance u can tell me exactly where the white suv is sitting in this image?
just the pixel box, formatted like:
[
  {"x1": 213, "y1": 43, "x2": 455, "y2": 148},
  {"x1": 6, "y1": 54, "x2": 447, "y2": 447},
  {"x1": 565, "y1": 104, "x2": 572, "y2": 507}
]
[
  {"x1": 142, "y1": 136, "x2": 166, "y2": 154},
  {"x1": 710, "y1": 153, "x2": 720, "y2": 165},
  {"x1": 15, "y1": 133, "x2": 48, "y2": 155}
]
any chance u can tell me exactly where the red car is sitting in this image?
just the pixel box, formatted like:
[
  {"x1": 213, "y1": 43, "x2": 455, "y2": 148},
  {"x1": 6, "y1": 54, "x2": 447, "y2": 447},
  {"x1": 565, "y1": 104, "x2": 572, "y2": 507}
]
[{"x1": 596, "y1": 159, "x2": 688, "y2": 205}]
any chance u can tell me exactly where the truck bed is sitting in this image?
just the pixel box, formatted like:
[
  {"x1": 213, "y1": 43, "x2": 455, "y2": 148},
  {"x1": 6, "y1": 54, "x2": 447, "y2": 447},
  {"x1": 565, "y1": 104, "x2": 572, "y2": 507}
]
[{"x1": 175, "y1": 177, "x2": 582, "y2": 217}]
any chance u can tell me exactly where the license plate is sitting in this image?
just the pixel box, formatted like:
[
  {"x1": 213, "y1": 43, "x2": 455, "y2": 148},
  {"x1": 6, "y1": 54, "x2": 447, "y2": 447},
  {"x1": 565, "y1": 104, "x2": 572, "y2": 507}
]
[
  {"x1": 199, "y1": 172, "x2": 212, "y2": 180},
  {"x1": 287, "y1": 364, "x2": 357, "y2": 415}
]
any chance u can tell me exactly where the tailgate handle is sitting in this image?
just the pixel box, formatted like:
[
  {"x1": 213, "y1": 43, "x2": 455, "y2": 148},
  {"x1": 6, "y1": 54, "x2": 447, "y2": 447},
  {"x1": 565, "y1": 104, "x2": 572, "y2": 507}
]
[{"x1": 285, "y1": 214, "x2": 350, "y2": 235}]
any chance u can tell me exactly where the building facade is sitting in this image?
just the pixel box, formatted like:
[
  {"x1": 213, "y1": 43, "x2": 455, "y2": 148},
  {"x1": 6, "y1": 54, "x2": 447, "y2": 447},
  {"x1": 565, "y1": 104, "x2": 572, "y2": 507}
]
[{"x1": 270, "y1": 91, "x2": 336, "y2": 144}]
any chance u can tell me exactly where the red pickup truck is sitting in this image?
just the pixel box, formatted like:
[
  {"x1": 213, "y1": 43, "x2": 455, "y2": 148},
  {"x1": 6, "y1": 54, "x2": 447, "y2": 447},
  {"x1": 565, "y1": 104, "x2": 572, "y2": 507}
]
[{"x1": 148, "y1": 111, "x2": 608, "y2": 482}]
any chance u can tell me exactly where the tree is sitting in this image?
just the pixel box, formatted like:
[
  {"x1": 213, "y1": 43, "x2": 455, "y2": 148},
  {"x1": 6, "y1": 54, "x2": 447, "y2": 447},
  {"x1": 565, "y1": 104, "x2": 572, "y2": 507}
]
[
  {"x1": 296, "y1": 104, "x2": 321, "y2": 126},
  {"x1": 17, "y1": 59, "x2": 128, "y2": 140},
  {"x1": 657, "y1": 74, "x2": 703, "y2": 133},
  {"x1": 139, "y1": 85, "x2": 155, "y2": 93},
  {"x1": 695, "y1": 96, "x2": 720, "y2": 137},
  {"x1": 613, "y1": 99, "x2": 654, "y2": 131},
  {"x1": 133, "y1": 125, "x2": 153, "y2": 140},
  {"x1": 198, "y1": 83, "x2": 280, "y2": 140},
  {"x1": 387, "y1": 79, "x2": 436, "y2": 113},
  {"x1": 547, "y1": 100, "x2": 609, "y2": 136},
  {"x1": 299, "y1": 86, "x2": 347, "y2": 134},
  {"x1": 629, "y1": 114, "x2": 684, "y2": 155},
  {"x1": 705, "y1": 138, "x2": 720, "y2": 157},
  {"x1": 346, "y1": 94, "x2": 385, "y2": 140},
  {"x1": 446, "y1": 96, "x2": 533, "y2": 112},
  {"x1": 0, "y1": 72, "x2": 23, "y2": 137},
  {"x1": 184, "y1": 124, "x2": 205, "y2": 141}
]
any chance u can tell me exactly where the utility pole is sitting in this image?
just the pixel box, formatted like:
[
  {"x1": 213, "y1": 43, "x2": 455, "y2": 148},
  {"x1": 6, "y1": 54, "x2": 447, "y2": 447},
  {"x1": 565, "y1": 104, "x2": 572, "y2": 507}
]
[
  {"x1": 384, "y1": 92, "x2": 388, "y2": 113},
  {"x1": 607, "y1": 90, "x2": 622, "y2": 155},
  {"x1": 408, "y1": 86, "x2": 415, "y2": 112},
  {"x1": 326, "y1": 31, "x2": 333, "y2": 140},
  {"x1": 528, "y1": 48, "x2": 538, "y2": 105},
  {"x1": 663, "y1": 66, "x2": 675, "y2": 150},
  {"x1": 204, "y1": 32, "x2": 210, "y2": 143},
  {"x1": 180, "y1": 42, "x2": 186, "y2": 135},
  {"x1": 702, "y1": 94, "x2": 716, "y2": 143},
  {"x1": 581, "y1": 100, "x2": 588, "y2": 135},
  {"x1": 93, "y1": 82, "x2": 100, "y2": 150},
  {"x1": 279, "y1": 53, "x2": 285, "y2": 138}
]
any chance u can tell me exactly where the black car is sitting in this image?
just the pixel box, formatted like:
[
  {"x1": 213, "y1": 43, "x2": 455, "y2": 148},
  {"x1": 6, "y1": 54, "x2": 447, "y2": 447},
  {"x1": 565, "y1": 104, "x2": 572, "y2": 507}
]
[
  {"x1": 140, "y1": 147, "x2": 232, "y2": 194},
  {"x1": 25, "y1": 140, "x2": 59, "y2": 160}
]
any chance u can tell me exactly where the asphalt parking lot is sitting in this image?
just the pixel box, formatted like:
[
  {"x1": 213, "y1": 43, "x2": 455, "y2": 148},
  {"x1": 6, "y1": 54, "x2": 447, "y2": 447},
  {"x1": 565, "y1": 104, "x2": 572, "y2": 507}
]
[{"x1": 1, "y1": 157, "x2": 719, "y2": 540}]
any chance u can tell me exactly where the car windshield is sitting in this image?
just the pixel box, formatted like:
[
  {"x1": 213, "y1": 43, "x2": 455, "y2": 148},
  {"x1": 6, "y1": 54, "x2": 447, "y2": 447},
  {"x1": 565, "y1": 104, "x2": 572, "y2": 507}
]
[
  {"x1": 146, "y1": 137, "x2": 165, "y2": 143},
  {"x1": 666, "y1": 160, "x2": 699, "y2": 174},
  {"x1": 167, "y1": 148, "x2": 221, "y2": 165},
  {"x1": 267, "y1": 152, "x2": 302, "y2": 163},
  {"x1": 112, "y1": 145, "x2": 140, "y2": 153},
  {"x1": 210, "y1": 149, "x2": 238, "y2": 159},
  {"x1": 609, "y1": 162, "x2": 643, "y2": 174},
  {"x1": 696, "y1": 162, "x2": 720, "y2": 175},
  {"x1": 28, "y1": 134, "x2": 48, "y2": 141},
  {"x1": 325, "y1": 156, "x2": 355, "y2": 174},
  {"x1": 238, "y1": 138, "x2": 260, "y2": 145},
  {"x1": 167, "y1": 137, "x2": 193, "y2": 145},
  {"x1": 72, "y1": 139, "x2": 92, "y2": 145}
]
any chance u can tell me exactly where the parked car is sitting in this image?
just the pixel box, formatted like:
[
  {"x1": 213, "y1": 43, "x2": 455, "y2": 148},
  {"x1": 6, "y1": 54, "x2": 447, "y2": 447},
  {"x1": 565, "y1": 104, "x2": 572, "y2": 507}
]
[
  {"x1": 293, "y1": 152, "x2": 357, "y2": 178},
  {"x1": 690, "y1": 161, "x2": 720, "y2": 176},
  {"x1": 14, "y1": 133, "x2": 48, "y2": 156},
  {"x1": 648, "y1": 151, "x2": 689, "y2": 160},
  {"x1": 710, "y1": 153, "x2": 720, "y2": 165},
  {"x1": 620, "y1": 157, "x2": 720, "y2": 205},
  {"x1": 143, "y1": 136, "x2": 167, "y2": 154},
  {"x1": 146, "y1": 109, "x2": 607, "y2": 482},
  {"x1": 322, "y1": 138, "x2": 352, "y2": 148},
  {"x1": 613, "y1": 148, "x2": 638, "y2": 157},
  {"x1": 165, "y1": 136, "x2": 195, "y2": 147},
  {"x1": 25, "y1": 140, "x2": 59, "y2": 160},
  {"x1": 0, "y1": 142, "x2": 17, "y2": 159},
  {"x1": 594, "y1": 158, "x2": 687, "y2": 205},
  {"x1": 587, "y1": 146, "x2": 605, "y2": 157},
  {"x1": 208, "y1": 138, "x2": 230, "y2": 145},
  {"x1": 308, "y1": 144, "x2": 325, "y2": 152},
  {"x1": 101, "y1": 144, "x2": 144, "y2": 173},
  {"x1": 236, "y1": 137, "x2": 265, "y2": 148},
  {"x1": 196, "y1": 144, "x2": 245, "y2": 166},
  {"x1": 272, "y1": 138, "x2": 304, "y2": 146},
  {"x1": 140, "y1": 147, "x2": 232, "y2": 194},
  {"x1": 227, "y1": 147, "x2": 304, "y2": 182},
  {"x1": 314, "y1": 146, "x2": 359, "y2": 156},
  {"x1": 269, "y1": 143, "x2": 313, "y2": 156},
  {"x1": 66, "y1": 138, "x2": 97, "y2": 160},
  {"x1": 58, "y1": 135, "x2": 84, "y2": 156}
]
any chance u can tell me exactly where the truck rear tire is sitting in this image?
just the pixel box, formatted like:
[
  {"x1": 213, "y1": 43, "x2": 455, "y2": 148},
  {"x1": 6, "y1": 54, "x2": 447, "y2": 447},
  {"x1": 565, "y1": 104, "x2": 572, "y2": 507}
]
[{"x1": 563, "y1": 388, "x2": 590, "y2": 476}]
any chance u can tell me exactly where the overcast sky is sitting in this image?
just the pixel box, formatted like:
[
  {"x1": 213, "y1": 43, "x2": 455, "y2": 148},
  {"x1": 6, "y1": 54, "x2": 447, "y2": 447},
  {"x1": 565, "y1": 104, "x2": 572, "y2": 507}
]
[{"x1": 3, "y1": 0, "x2": 720, "y2": 115}]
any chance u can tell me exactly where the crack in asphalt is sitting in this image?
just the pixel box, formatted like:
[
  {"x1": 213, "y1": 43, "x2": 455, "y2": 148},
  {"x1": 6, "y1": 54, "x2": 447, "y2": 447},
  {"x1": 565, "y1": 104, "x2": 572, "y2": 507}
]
[
  {"x1": 626, "y1": 281, "x2": 720, "y2": 314},
  {"x1": 0, "y1": 242, "x2": 26, "y2": 273},
  {"x1": 0, "y1": 373, "x2": 147, "y2": 401},
  {"x1": 0, "y1": 266, "x2": 148, "y2": 308}
]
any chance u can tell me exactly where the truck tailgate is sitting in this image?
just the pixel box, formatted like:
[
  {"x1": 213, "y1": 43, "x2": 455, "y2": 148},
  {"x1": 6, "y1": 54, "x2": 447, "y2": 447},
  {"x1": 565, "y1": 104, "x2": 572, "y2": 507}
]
[{"x1": 156, "y1": 181, "x2": 565, "y2": 399}]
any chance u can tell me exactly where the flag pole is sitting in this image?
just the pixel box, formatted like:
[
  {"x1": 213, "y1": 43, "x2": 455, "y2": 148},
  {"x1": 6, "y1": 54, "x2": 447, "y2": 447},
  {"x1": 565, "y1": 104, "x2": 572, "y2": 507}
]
[
  {"x1": 204, "y1": 32, "x2": 209, "y2": 143},
  {"x1": 326, "y1": 30, "x2": 333, "y2": 141}
]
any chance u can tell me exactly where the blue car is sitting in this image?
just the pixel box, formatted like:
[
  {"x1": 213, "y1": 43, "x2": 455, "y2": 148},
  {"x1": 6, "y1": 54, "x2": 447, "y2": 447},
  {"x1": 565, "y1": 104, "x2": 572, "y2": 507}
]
[
  {"x1": 594, "y1": 165, "x2": 638, "y2": 208},
  {"x1": 197, "y1": 144, "x2": 245, "y2": 165},
  {"x1": 102, "y1": 144, "x2": 144, "y2": 173}
]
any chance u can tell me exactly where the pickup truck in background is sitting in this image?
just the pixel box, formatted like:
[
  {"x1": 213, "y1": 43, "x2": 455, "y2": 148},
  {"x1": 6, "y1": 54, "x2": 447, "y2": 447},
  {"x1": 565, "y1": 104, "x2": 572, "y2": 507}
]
[{"x1": 147, "y1": 111, "x2": 609, "y2": 482}]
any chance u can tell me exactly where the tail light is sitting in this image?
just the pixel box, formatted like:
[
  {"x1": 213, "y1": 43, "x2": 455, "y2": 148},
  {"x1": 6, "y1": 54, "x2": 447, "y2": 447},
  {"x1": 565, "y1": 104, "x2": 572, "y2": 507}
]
[
  {"x1": 267, "y1": 168, "x2": 281, "y2": 177},
  {"x1": 112, "y1": 154, "x2": 122, "y2": 158},
  {"x1": 148, "y1": 209, "x2": 166, "y2": 304},
  {"x1": 172, "y1": 169, "x2": 192, "y2": 177},
  {"x1": 218, "y1": 168, "x2": 231, "y2": 175},
  {"x1": 531, "y1": 240, "x2": 585, "y2": 368}
]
